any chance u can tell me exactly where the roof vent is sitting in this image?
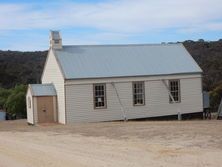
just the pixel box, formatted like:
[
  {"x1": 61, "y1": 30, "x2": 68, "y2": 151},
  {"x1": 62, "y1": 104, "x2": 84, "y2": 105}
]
[{"x1": 50, "y1": 30, "x2": 62, "y2": 49}]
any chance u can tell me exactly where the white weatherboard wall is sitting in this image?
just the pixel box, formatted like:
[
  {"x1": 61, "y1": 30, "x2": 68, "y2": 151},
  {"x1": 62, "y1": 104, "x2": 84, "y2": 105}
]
[
  {"x1": 26, "y1": 87, "x2": 38, "y2": 124},
  {"x1": 65, "y1": 74, "x2": 203, "y2": 123},
  {"x1": 26, "y1": 88, "x2": 34, "y2": 124},
  {"x1": 33, "y1": 97, "x2": 38, "y2": 123},
  {"x1": 41, "y1": 49, "x2": 66, "y2": 124}
]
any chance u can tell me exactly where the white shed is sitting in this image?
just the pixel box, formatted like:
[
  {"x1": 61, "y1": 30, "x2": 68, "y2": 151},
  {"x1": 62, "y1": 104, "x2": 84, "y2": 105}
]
[
  {"x1": 26, "y1": 84, "x2": 57, "y2": 124},
  {"x1": 27, "y1": 31, "x2": 203, "y2": 125}
]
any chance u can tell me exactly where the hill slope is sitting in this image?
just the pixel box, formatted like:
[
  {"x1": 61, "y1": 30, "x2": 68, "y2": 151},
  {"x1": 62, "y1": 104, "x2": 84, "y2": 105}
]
[{"x1": 0, "y1": 51, "x2": 47, "y2": 88}]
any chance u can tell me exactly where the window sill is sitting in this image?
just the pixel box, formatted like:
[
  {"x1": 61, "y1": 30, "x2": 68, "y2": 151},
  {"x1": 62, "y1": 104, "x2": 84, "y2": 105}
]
[
  {"x1": 169, "y1": 101, "x2": 181, "y2": 104},
  {"x1": 94, "y1": 107, "x2": 107, "y2": 110},
  {"x1": 133, "y1": 104, "x2": 145, "y2": 106}
]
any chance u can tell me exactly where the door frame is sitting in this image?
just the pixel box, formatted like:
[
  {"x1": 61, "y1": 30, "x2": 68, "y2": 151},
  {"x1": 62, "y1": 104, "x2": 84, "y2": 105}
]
[{"x1": 36, "y1": 96, "x2": 57, "y2": 123}]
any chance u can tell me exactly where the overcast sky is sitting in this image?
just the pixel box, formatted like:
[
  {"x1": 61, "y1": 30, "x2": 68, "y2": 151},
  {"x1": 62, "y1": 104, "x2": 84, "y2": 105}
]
[{"x1": 0, "y1": 0, "x2": 222, "y2": 51}]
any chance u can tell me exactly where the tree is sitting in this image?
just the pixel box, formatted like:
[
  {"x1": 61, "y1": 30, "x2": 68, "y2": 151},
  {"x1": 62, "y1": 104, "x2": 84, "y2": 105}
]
[
  {"x1": 5, "y1": 85, "x2": 27, "y2": 118},
  {"x1": 210, "y1": 83, "x2": 222, "y2": 112}
]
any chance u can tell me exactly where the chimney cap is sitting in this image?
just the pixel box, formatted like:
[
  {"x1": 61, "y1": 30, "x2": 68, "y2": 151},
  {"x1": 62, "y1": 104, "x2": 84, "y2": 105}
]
[{"x1": 50, "y1": 30, "x2": 61, "y2": 40}]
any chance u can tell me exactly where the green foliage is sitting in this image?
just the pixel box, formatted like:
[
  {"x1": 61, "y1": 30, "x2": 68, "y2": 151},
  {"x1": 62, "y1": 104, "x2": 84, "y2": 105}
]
[
  {"x1": 0, "y1": 88, "x2": 11, "y2": 109},
  {"x1": 210, "y1": 83, "x2": 222, "y2": 112},
  {"x1": 0, "y1": 85, "x2": 27, "y2": 118}
]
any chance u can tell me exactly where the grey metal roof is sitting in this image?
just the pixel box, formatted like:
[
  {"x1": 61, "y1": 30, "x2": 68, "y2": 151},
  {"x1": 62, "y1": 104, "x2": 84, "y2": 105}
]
[
  {"x1": 54, "y1": 43, "x2": 202, "y2": 79},
  {"x1": 29, "y1": 84, "x2": 57, "y2": 96}
]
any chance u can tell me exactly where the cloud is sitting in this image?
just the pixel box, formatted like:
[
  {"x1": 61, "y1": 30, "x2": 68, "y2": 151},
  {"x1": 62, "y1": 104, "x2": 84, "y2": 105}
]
[
  {"x1": 0, "y1": 0, "x2": 222, "y2": 50},
  {"x1": 0, "y1": 0, "x2": 222, "y2": 33},
  {"x1": 179, "y1": 22, "x2": 222, "y2": 34},
  {"x1": 63, "y1": 31, "x2": 135, "y2": 45}
]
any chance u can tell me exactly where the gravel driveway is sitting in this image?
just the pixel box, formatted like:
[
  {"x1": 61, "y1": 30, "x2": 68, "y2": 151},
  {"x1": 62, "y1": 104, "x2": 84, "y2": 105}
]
[{"x1": 0, "y1": 120, "x2": 222, "y2": 167}]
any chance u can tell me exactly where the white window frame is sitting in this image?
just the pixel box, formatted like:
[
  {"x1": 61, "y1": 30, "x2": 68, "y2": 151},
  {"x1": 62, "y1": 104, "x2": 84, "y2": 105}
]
[
  {"x1": 169, "y1": 79, "x2": 181, "y2": 103},
  {"x1": 93, "y1": 83, "x2": 107, "y2": 109},
  {"x1": 132, "y1": 81, "x2": 145, "y2": 106}
]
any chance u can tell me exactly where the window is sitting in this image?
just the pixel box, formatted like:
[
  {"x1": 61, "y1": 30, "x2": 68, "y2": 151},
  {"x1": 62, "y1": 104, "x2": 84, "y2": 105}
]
[
  {"x1": 93, "y1": 84, "x2": 107, "y2": 109},
  {"x1": 28, "y1": 97, "x2": 31, "y2": 108},
  {"x1": 169, "y1": 80, "x2": 181, "y2": 103},
  {"x1": 133, "y1": 81, "x2": 145, "y2": 106}
]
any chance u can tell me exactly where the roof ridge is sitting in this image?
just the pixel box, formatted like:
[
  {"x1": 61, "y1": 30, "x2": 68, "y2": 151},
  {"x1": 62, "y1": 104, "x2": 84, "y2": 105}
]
[
  {"x1": 62, "y1": 43, "x2": 183, "y2": 47},
  {"x1": 30, "y1": 83, "x2": 53, "y2": 86}
]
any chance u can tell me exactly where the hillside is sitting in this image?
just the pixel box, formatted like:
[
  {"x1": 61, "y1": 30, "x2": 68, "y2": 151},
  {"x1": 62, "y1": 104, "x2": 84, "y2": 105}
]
[
  {"x1": 0, "y1": 40, "x2": 222, "y2": 91},
  {"x1": 0, "y1": 51, "x2": 47, "y2": 88},
  {"x1": 183, "y1": 40, "x2": 222, "y2": 90}
]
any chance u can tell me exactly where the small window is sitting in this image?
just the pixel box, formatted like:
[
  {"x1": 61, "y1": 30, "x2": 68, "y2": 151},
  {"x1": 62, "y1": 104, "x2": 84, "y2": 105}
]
[
  {"x1": 169, "y1": 80, "x2": 181, "y2": 103},
  {"x1": 28, "y1": 97, "x2": 31, "y2": 108},
  {"x1": 93, "y1": 84, "x2": 107, "y2": 109},
  {"x1": 133, "y1": 81, "x2": 145, "y2": 106},
  {"x1": 54, "y1": 39, "x2": 60, "y2": 44}
]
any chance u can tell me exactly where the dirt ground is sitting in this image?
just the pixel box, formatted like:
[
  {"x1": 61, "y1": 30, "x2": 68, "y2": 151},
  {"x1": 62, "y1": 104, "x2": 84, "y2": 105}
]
[{"x1": 0, "y1": 120, "x2": 222, "y2": 167}]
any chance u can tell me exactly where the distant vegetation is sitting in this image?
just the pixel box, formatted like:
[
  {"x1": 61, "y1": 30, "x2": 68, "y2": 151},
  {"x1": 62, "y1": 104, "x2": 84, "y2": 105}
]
[
  {"x1": 0, "y1": 40, "x2": 221, "y2": 117},
  {"x1": 0, "y1": 50, "x2": 47, "y2": 88},
  {"x1": 210, "y1": 84, "x2": 222, "y2": 112},
  {"x1": 183, "y1": 40, "x2": 222, "y2": 91}
]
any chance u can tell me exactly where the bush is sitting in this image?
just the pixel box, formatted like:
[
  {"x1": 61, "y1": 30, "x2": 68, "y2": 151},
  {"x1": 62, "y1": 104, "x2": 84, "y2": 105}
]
[
  {"x1": 210, "y1": 83, "x2": 222, "y2": 112},
  {"x1": 0, "y1": 84, "x2": 27, "y2": 119}
]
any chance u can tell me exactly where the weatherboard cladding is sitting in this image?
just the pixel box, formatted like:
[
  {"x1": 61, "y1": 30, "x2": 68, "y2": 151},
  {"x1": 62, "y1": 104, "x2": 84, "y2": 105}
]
[
  {"x1": 30, "y1": 84, "x2": 57, "y2": 96},
  {"x1": 65, "y1": 75, "x2": 203, "y2": 123},
  {"x1": 54, "y1": 43, "x2": 202, "y2": 80}
]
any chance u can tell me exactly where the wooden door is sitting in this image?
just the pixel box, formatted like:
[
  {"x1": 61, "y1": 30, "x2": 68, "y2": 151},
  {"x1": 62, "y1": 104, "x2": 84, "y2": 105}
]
[{"x1": 37, "y1": 96, "x2": 54, "y2": 123}]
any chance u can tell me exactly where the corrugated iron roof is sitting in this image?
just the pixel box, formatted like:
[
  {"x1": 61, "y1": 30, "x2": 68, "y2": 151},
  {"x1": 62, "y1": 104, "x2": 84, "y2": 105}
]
[
  {"x1": 54, "y1": 43, "x2": 202, "y2": 79},
  {"x1": 29, "y1": 84, "x2": 56, "y2": 96}
]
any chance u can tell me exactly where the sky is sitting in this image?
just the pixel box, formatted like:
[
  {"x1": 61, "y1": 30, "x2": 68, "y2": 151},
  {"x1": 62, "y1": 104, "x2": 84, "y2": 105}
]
[{"x1": 0, "y1": 0, "x2": 222, "y2": 51}]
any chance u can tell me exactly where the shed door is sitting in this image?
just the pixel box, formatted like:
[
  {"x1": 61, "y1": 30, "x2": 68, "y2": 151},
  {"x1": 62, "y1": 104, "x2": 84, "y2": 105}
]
[{"x1": 37, "y1": 96, "x2": 54, "y2": 123}]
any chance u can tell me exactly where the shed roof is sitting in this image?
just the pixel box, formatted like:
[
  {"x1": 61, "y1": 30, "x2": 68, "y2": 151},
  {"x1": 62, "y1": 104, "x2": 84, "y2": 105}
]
[
  {"x1": 29, "y1": 84, "x2": 56, "y2": 96},
  {"x1": 54, "y1": 43, "x2": 202, "y2": 79}
]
